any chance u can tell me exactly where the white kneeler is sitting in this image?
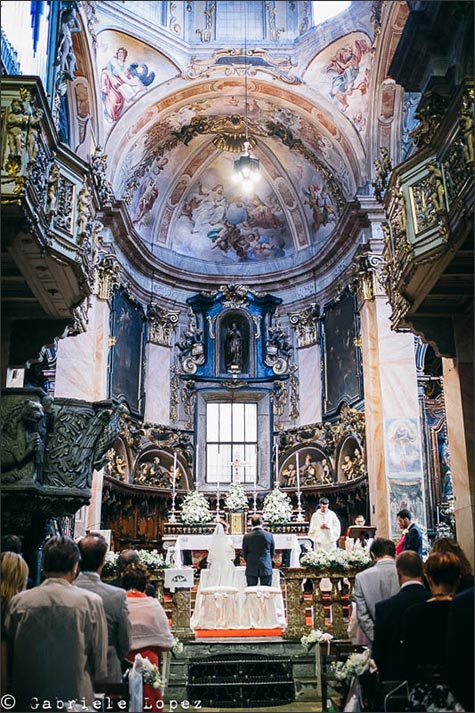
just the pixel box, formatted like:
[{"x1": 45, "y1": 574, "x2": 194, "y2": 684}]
[
  {"x1": 242, "y1": 586, "x2": 286, "y2": 629},
  {"x1": 191, "y1": 586, "x2": 240, "y2": 629}
]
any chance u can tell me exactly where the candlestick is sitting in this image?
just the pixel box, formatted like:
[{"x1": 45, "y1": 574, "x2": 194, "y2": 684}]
[
  {"x1": 275, "y1": 439, "x2": 279, "y2": 488},
  {"x1": 173, "y1": 451, "x2": 177, "y2": 490},
  {"x1": 296, "y1": 451, "x2": 300, "y2": 491},
  {"x1": 295, "y1": 451, "x2": 304, "y2": 522}
]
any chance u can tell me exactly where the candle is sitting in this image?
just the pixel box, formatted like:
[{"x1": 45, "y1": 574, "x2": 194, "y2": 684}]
[
  {"x1": 172, "y1": 452, "x2": 177, "y2": 491},
  {"x1": 296, "y1": 451, "x2": 300, "y2": 491}
]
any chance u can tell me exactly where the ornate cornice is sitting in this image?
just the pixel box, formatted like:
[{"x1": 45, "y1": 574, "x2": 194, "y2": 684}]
[
  {"x1": 289, "y1": 303, "x2": 320, "y2": 348},
  {"x1": 146, "y1": 302, "x2": 179, "y2": 346}
]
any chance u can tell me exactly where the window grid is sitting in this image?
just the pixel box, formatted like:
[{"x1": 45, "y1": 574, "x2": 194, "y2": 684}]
[
  {"x1": 206, "y1": 402, "x2": 257, "y2": 484},
  {"x1": 216, "y1": 1, "x2": 264, "y2": 41}
]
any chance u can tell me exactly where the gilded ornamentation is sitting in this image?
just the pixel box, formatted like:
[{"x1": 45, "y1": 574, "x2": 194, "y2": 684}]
[
  {"x1": 26, "y1": 106, "x2": 43, "y2": 165},
  {"x1": 146, "y1": 303, "x2": 179, "y2": 347},
  {"x1": 176, "y1": 311, "x2": 205, "y2": 374},
  {"x1": 409, "y1": 95, "x2": 447, "y2": 148},
  {"x1": 29, "y1": 143, "x2": 49, "y2": 205},
  {"x1": 392, "y1": 177, "x2": 407, "y2": 234},
  {"x1": 266, "y1": 2, "x2": 284, "y2": 40},
  {"x1": 195, "y1": 0, "x2": 215, "y2": 43},
  {"x1": 4, "y1": 98, "x2": 29, "y2": 173},
  {"x1": 289, "y1": 304, "x2": 320, "y2": 348},
  {"x1": 353, "y1": 252, "x2": 387, "y2": 304},
  {"x1": 459, "y1": 92, "x2": 474, "y2": 165},
  {"x1": 54, "y1": 175, "x2": 75, "y2": 233},
  {"x1": 427, "y1": 161, "x2": 446, "y2": 214},
  {"x1": 219, "y1": 283, "x2": 249, "y2": 308},
  {"x1": 371, "y1": 146, "x2": 392, "y2": 203},
  {"x1": 45, "y1": 163, "x2": 60, "y2": 218},
  {"x1": 93, "y1": 253, "x2": 121, "y2": 300},
  {"x1": 104, "y1": 448, "x2": 128, "y2": 481},
  {"x1": 272, "y1": 380, "x2": 288, "y2": 428},
  {"x1": 134, "y1": 456, "x2": 181, "y2": 488},
  {"x1": 209, "y1": 114, "x2": 264, "y2": 153},
  {"x1": 91, "y1": 146, "x2": 114, "y2": 204},
  {"x1": 181, "y1": 379, "x2": 196, "y2": 430},
  {"x1": 289, "y1": 363, "x2": 299, "y2": 422},
  {"x1": 120, "y1": 413, "x2": 144, "y2": 451},
  {"x1": 170, "y1": 365, "x2": 179, "y2": 423},
  {"x1": 265, "y1": 314, "x2": 292, "y2": 375},
  {"x1": 442, "y1": 141, "x2": 468, "y2": 206},
  {"x1": 183, "y1": 48, "x2": 300, "y2": 85},
  {"x1": 76, "y1": 177, "x2": 93, "y2": 240},
  {"x1": 409, "y1": 176, "x2": 438, "y2": 235}
]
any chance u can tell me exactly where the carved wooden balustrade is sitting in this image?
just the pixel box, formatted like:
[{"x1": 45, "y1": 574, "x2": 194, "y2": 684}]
[
  {"x1": 382, "y1": 79, "x2": 473, "y2": 346},
  {"x1": 282, "y1": 567, "x2": 356, "y2": 640},
  {"x1": 1, "y1": 77, "x2": 99, "y2": 341}
]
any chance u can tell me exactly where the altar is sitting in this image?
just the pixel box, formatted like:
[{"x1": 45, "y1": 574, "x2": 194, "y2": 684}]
[{"x1": 174, "y1": 533, "x2": 301, "y2": 568}]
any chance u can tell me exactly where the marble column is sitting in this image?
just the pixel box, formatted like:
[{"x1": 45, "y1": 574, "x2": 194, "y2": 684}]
[
  {"x1": 356, "y1": 254, "x2": 426, "y2": 538},
  {"x1": 144, "y1": 342, "x2": 171, "y2": 424},
  {"x1": 442, "y1": 315, "x2": 474, "y2": 565}
]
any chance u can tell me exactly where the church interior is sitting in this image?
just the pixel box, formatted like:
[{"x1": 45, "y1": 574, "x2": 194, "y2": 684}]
[{"x1": 1, "y1": 1, "x2": 473, "y2": 711}]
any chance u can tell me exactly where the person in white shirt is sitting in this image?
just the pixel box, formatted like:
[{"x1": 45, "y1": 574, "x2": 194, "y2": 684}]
[
  {"x1": 308, "y1": 497, "x2": 341, "y2": 551},
  {"x1": 345, "y1": 514, "x2": 374, "y2": 552}
]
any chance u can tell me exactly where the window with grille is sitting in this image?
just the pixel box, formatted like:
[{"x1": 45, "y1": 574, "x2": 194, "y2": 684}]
[
  {"x1": 216, "y1": 1, "x2": 265, "y2": 41},
  {"x1": 206, "y1": 401, "x2": 257, "y2": 484}
]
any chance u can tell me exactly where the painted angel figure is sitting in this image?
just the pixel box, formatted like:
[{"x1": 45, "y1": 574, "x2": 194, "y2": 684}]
[{"x1": 326, "y1": 39, "x2": 371, "y2": 111}]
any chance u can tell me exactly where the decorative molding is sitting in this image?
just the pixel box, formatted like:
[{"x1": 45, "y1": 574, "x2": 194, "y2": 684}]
[
  {"x1": 176, "y1": 310, "x2": 205, "y2": 374},
  {"x1": 183, "y1": 48, "x2": 300, "y2": 85},
  {"x1": 93, "y1": 253, "x2": 121, "y2": 301},
  {"x1": 289, "y1": 303, "x2": 320, "y2": 348},
  {"x1": 146, "y1": 303, "x2": 179, "y2": 347}
]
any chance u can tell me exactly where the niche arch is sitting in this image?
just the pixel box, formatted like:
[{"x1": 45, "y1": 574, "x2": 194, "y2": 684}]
[{"x1": 217, "y1": 309, "x2": 254, "y2": 377}]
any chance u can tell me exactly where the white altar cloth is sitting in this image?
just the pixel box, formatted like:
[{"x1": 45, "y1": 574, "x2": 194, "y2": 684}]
[
  {"x1": 174, "y1": 533, "x2": 301, "y2": 567},
  {"x1": 191, "y1": 567, "x2": 285, "y2": 630}
]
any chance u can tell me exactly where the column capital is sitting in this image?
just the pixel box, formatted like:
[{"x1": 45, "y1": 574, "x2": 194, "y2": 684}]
[
  {"x1": 351, "y1": 251, "x2": 387, "y2": 307},
  {"x1": 289, "y1": 303, "x2": 320, "y2": 348},
  {"x1": 146, "y1": 302, "x2": 180, "y2": 346}
]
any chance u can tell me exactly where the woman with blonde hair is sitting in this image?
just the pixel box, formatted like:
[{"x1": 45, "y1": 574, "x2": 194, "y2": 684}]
[{"x1": 1, "y1": 551, "x2": 29, "y2": 690}]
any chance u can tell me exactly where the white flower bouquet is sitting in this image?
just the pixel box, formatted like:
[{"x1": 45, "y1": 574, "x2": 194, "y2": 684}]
[
  {"x1": 300, "y1": 547, "x2": 371, "y2": 572},
  {"x1": 102, "y1": 550, "x2": 119, "y2": 576},
  {"x1": 225, "y1": 482, "x2": 249, "y2": 512},
  {"x1": 262, "y1": 488, "x2": 293, "y2": 525},
  {"x1": 330, "y1": 648, "x2": 377, "y2": 681},
  {"x1": 301, "y1": 629, "x2": 334, "y2": 651},
  {"x1": 171, "y1": 636, "x2": 184, "y2": 657},
  {"x1": 138, "y1": 549, "x2": 167, "y2": 570},
  {"x1": 180, "y1": 490, "x2": 213, "y2": 525},
  {"x1": 134, "y1": 653, "x2": 163, "y2": 689}
]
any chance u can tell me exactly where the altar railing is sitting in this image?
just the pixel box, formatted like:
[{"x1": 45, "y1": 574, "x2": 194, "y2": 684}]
[{"x1": 282, "y1": 567, "x2": 358, "y2": 641}]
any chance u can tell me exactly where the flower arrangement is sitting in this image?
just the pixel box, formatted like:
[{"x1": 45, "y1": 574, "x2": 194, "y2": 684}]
[
  {"x1": 134, "y1": 653, "x2": 163, "y2": 689},
  {"x1": 262, "y1": 488, "x2": 293, "y2": 525},
  {"x1": 330, "y1": 648, "x2": 377, "y2": 681},
  {"x1": 301, "y1": 629, "x2": 334, "y2": 651},
  {"x1": 171, "y1": 636, "x2": 184, "y2": 657},
  {"x1": 180, "y1": 490, "x2": 213, "y2": 525},
  {"x1": 225, "y1": 482, "x2": 249, "y2": 512},
  {"x1": 102, "y1": 550, "x2": 119, "y2": 576},
  {"x1": 300, "y1": 547, "x2": 371, "y2": 572},
  {"x1": 138, "y1": 549, "x2": 167, "y2": 570}
]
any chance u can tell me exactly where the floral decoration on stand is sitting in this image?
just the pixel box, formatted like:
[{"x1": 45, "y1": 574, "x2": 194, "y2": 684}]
[
  {"x1": 102, "y1": 550, "x2": 119, "y2": 576},
  {"x1": 300, "y1": 547, "x2": 371, "y2": 572},
  {"x1": 138, "y1": 549, "x2": 167, "y2": 570},
  {"x1": 330, "y1": 648, "x2": 377, "y2": 681},
  {"x1": 180, "y1": 490, "x2": 213, "y2": 525},
  {"x1": 225, "y1": 482, "x2": 249, "y2": 512},
  {"x1": 262, "y1": 487, "x2": 293, "y2": 525},
  {"x1": 301, "y1": 628, "x2": 334, "y2": 651}
]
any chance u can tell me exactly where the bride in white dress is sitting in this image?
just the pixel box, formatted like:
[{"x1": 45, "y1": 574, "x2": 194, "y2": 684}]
[
  {"x1": 206, "y1": 522, "x2": 236, "y2": 586},
  {"x1": 190, "y1": 523, "x2": 238, "y2": 629}
]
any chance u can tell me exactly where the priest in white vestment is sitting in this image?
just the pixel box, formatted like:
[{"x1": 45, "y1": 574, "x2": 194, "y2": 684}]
[{"x1": 308, "y1": 497, "x2": 341, "y2": 551}]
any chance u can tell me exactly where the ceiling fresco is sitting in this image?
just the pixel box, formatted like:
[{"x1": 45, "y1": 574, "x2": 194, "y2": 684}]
[{"x1": 91, "y1": 2, "x2": 389, "y2": 275}]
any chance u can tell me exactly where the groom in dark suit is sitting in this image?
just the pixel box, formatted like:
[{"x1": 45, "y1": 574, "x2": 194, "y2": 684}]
[
  {"x1": 372, "y1": 550, "x2": 430, "y2": 682},
  {"x1": 242, "y1": 514, "x2": 275, "y2": 586}
]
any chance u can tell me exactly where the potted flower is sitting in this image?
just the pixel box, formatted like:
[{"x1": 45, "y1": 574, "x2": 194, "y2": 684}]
[
  {"x1": 262, "y1": 488, "x2": 293, "y2": 529},
  {"x1": 300, "y1": 547, "x2": 371, "y2": 574},
  {"x1": 180, "y1": 490, "x2": 213, "y2": 527}
]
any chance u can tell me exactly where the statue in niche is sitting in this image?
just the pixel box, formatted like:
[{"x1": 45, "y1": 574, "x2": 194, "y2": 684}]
[{"x1": 225, "y1": 321, "x2": 243, "y2": 371}]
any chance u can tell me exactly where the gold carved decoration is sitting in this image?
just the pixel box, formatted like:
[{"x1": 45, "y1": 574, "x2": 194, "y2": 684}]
[
  {"x1": 146, "y1": 303, "x2": 179, "y2": 347},
  {"x1": 289, "y1": 303, "x2": 320, "y2": 348}
]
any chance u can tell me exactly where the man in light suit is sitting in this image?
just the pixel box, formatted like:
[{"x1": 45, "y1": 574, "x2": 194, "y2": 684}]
[
  {"x1": 372, "y1": 551, "x2": 430, "y2": 681},
  {"x1": 354, "y1": 537, "x2": 400, "y2": 645},
  {"x1": 242, "y1": 514, "x2": 275, "y2": 586},
  {"x1": 77, "y1": 533, "x2": 131, "y2": 683}
]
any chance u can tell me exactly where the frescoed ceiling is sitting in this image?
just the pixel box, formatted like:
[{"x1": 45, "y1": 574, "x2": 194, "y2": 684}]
[{"x1": 84, "y1": 1, "x2": 404, "y2": 278}]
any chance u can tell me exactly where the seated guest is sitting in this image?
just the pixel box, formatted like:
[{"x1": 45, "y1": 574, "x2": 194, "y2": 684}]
[
  {"x1": 397, "y1": 509, "x2": 422, "y2": 557},
  {"x1": 76, "y1": 533, "x2": 131, "y2": 683},
  {"x1": 402, "y1": 551, "x2": 461, "y2": 711},
  {"x1": 430, "y1": 537, "x2": 474, "y2": 592},
  {"x1": 446, "y1": 586, "x2": 474, "y2": 713},
  {"x1": 123, "y1": 563, "x2": 174, "y2": 708},
  {"x1": 5, "y1": 536, "x2": 107, "y2": 710},
  {"x1": 354, "y1": 538, "x2": 399, "y2": 645},
  {"x1": 372, "y1": 551, "x2": 430, "y2": 682}
]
